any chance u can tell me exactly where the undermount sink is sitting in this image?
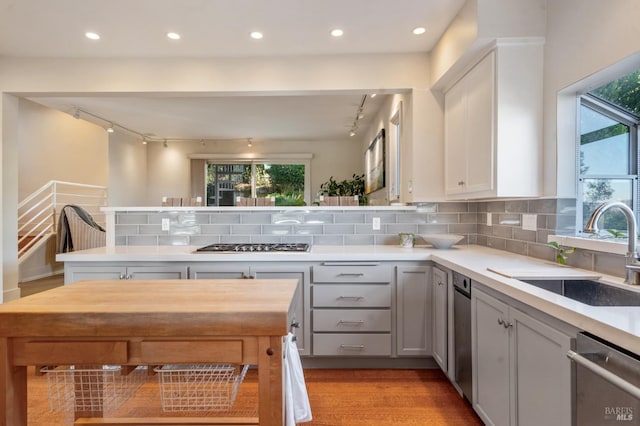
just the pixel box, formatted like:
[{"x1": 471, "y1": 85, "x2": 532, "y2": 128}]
[{"x1": 520, "y1": 279, "x2": 640, "y2": 307}]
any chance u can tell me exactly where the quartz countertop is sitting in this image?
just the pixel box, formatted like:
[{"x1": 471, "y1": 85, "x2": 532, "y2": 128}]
[{"x1": 57, "y1": 244, "x2": 640, "y2": 354}]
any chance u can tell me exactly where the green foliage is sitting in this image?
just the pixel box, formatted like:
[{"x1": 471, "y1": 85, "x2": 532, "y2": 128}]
[
  {"x1": 606, "y1": 229, "x2": 626, "y2": 238},
  {"x1": 546, "y1": 241, "x2": 575, "y2": 265},
  {"x1": 319, "y1": 174, "x2": 367, "y2": 205},
  {"x1": 591, "y1": 70, "x2": 640, "y2": 116}
]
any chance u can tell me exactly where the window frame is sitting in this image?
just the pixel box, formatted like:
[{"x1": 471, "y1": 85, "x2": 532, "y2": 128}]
[
  {"x1": 577, "y1": 94, "x2": 640, "y2": 232},
  {"x1": 191, "y1": 153, "x2": 312, "y2": 206}
]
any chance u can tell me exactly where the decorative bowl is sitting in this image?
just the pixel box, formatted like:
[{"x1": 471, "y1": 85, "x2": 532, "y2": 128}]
[{"x1": 421, "y1": 234, "x2": 464, "y2": 249}]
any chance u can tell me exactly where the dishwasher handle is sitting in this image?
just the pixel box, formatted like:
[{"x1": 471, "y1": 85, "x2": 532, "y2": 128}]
[{"x1": 567, "y1": 350, "x2": 640, "y2": 400}]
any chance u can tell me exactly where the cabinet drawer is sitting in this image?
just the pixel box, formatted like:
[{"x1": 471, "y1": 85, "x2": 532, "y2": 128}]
[
  {"x1": 313, "y1": 284, "x2": 391, "y2": 308},
  {"x1": 313, "y1": 264, "x2": 392, "y2": 283},
  {"x1": 313, "y1": 309, "x2": 391, "y2": 332},
  {"x1": 313, "y1": 334, "x2": 391, "y2": 356}
]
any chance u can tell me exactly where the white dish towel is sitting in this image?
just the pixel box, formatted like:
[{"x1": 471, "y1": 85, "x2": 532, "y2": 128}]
[{"x1": 284, "y1": 332, "x2": 312, "y2": 425}]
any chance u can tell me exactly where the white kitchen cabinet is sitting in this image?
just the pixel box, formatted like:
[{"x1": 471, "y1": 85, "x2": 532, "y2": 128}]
[
  {"x1": 431, "y1": 266, "x2": 448, "y2": 371},
  {"x1": 190, "y1": 263, "x2": 311, "y2": 356},
  {"x1": 472, "y1": 287, "x2": 572, "y2": 426},
  {"x1": 444, "y1": 42, "x2": 543, "y2": 199},
  {"x1": 64, "y1": 264, "x2": 188, "y2": 284},
  {"x1": 396, "y1": 265, "x2": 432, "y2": 357}
]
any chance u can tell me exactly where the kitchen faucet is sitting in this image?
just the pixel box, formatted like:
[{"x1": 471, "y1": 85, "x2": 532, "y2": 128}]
[{"x1": 583, "y1": 201, "x2": 640, "y2": 285}]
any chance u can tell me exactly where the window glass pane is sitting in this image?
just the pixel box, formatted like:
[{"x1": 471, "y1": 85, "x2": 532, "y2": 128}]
[
  {"x1": 590, "y1": 69, "x2": 640, "y2": 116},
  {"x1": 580, "y1": 105, "x2": 630, "y2": 175},
  {"x1": 260, "y1": 163, "x2": 306, "y2": 206},
  {"x1": 581, "y1": 178, "x2": 633, "y2": 231},
  {"x1": 206, "y1": 163, "x2": 250, "y2": 206}
]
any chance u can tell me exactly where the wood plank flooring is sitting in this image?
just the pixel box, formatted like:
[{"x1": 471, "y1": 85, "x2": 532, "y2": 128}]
[{"x1": 27, "y1": 367, "x2": 483, "y2": 425}]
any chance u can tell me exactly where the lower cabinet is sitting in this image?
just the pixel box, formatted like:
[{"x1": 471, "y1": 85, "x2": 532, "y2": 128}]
[
  {"x1": 190, "y1": 263, "x2": 310, "y2": 356},
  {"x1": 396, "y1": 265, "x2": 432, "y2": 356},
  {"x1": 472, "y1": 287, "x2": 573, "y2": 426},
  {"x1": 64, "y1": 264, "x2": 188, "y2": 284}
]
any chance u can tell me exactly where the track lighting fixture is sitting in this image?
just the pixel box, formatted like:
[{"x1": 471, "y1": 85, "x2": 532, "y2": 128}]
[
  {"x1": 163, "y1": 139, "x2": 168, "y2": 148},
  {"x1": 106, "y1": 123, "x2": 115, "y2": 133},
  {"x1": 142, "y1": 137, "x2": 147, "y2": 145},
  {"x1": 348, "y1": 95, "x2": 367, "y2": 137},
  {"x1": 247, "y1": 138, "x2": 253, "y2": 148}
]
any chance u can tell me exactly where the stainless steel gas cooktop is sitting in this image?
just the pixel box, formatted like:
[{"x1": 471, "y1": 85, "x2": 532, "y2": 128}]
[{"x1": 196, "y1": 243, "x2": 310, "y2": 253}]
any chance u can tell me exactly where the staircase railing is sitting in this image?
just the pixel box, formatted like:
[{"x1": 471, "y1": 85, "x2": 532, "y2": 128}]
[{"x1": 18, "y1": 180, "x2": 108, "y2": 258}]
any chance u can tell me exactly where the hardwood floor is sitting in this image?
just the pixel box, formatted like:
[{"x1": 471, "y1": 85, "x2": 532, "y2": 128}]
[{"x1": 27, "y1": 367, "x2": 483, "y2": 425}]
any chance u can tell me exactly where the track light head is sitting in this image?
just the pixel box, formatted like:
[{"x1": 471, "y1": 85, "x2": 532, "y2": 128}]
[
  {"x1": 73, "y1": 108, "x2": 80, "y2": 119},
  {"x1": 247, "y1": 138, "x2": 253, "y2": 148},
  {"x1": 106, "y1": 123, "x2": 115, "y2": 133},
  {"x1": 163, "y1": 139, "x2": 168, "y2": 148}
]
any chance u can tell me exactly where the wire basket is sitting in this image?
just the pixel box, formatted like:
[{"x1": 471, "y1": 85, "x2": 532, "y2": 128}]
[
  {"x1": 154, "y1": 364, "x2": 249, "y2": 412},
  {"x1": 41, "y1": 365, "x2": 147, "y2": 414}
]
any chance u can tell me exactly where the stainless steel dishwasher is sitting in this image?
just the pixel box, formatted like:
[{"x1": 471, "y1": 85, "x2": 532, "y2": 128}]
[
  {"x1": 452, "y1": 271, "x2": 472, "y2": 403},
  {"x1": 568, "y1": 332, "x2": 640, "y2": 425}
]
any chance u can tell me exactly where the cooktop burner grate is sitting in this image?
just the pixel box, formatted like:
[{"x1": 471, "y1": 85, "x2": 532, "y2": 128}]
[{"x1": 196, "y1": 243, "x2": 310, "y2": 253}]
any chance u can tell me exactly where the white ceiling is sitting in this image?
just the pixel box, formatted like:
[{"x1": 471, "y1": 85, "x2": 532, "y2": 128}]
[{"x1": 2, "y1": 0, "x2": 466, "y2": 141}]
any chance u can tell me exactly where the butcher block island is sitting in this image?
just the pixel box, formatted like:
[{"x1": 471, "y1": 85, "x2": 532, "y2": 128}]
[{"x1": 0, "y1": 279, "x2": 299, "y2": 426}]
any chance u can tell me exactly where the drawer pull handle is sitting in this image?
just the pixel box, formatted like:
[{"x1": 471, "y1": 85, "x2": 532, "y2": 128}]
[
  {"x1": 337, "y1": 273, "x2": 365, "y2": 277},
  {"x1": 338, "y1": 320, "x2": 365, "y2": 326},
  {"x1": 340, "y1": 344, "x2": 365, "y2": 350},
  {"x1": 337, "y1": 296, "x2": 365, "y2": 301}
]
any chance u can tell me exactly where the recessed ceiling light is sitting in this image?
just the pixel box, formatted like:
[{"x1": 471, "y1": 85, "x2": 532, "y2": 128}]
[
  {"x1": 331, "y1": 29, "x2": 344, "y2": 37},
  {"x1": 250, "y1": 31, "x2": 263, "y2": 40},
  {"x1": 167, "y1": 32, "x2": 181, "y2": 40},
  {"x1": 85, "y1": 32, "x2": 100, "y2": 40},
  {"x1": 412, "y1": 27, "x2": 426, "y2": 35}
]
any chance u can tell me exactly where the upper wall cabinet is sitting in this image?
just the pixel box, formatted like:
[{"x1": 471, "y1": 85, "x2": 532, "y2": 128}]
[{"x1": 444, "y1": 42, "x2": 543, "y2": 200}]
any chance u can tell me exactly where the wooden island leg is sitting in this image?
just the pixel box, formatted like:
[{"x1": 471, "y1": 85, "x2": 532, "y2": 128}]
[
  {"x1": 0, "y1": 337, "x2": 27, "y2": 426},
  {"x1": 257, "y1": 336, "x2": 284, "y2": 426}
]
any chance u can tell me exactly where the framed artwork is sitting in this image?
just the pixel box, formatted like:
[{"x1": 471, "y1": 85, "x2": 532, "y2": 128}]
[{"x1": 365, "y1": 128, "x2": 385, "y2": 194}]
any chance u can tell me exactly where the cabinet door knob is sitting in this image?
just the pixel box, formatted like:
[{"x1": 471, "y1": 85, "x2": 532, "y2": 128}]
[
  {"x1": 119, "y1": 273, "x2": 126, "y2": 280},
  {"x1": 497, "y1": 318, "x2": 504, "y2": 326},
  {"x1": 458, "y1": 180, "x2": 465, "y2": 186}
]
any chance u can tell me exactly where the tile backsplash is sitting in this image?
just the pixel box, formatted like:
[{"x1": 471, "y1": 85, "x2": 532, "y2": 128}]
[{"x1": 113, "y1": 197, "x2": 626, "y2": 278}]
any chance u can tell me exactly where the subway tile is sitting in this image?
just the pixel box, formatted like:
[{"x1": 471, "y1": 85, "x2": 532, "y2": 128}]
[
  {"x1": 241, "y1": 213, "x2": 272, "y2": 224},
  {"x1": 210, "y1": 213, "x2": 241, "y2": 224},
  {"x1": 491, "y1": 225, "x2": 513, "y2": 239},
  {"x1": 468, "y1": 202, "x2": 479, "y2": 212},
  {"x1": 158, "y1": 235, "x2": 190, "y2": 246},
  {"x1": 117, "y1": 214, "x2": 148, "y2": 225},
  {"x1": 200, "y1": 224, "x2": 231, "y2": 235},
  {"x1": 304, "y1": 213, "x2": 334, "y2": 224},
  {"x1": 565, "y1": 250, "x2": 594, "y2": 271},
  {"x1": 593, "y1": 251, "x2": 626, "y2": 278},
  {"x1": 192, "y1": 213, "x2": 211, "y2": 224},
  {"x1": 170, "y1": 225, "x2": 202, "y2": 236},
  {"x1": 427, "y1": 213, "x2": 459, "y2": 224},
  {"x1": 505, "y1": 200, "x2": 529, "y2": 213},
  {"x1": 512, "y1": 228, "x2": 537, "y2": 243},
  {"x1": 323, "y1": 224, "x2": 355, "y2": 234},
  {"x1": 460, "y1": 213, "x2": 479, "y2": 224},
  {"x1": 536, "y1": 229, "x2": 551, "y2": 244},
  {"x1": 219, "y1": 235, "x2": 251, "y2": 244},
  {"x1": 496, "y1": 214, "x2": 521, "y2": 226},
  {"x1": 557, "y1": 198, "x2": 577, "y2": 214},
  {"x1": 230, "y1": 224, "x2": 263, "y2": 235},
  {"x1": 475, "y1": 234, "x2": 488, "y2": 246},
  {"x1": 294, "y1": 224, "x2": 324, "y2": 235},
  {"x1": 272, "y1": 212, "x2": 304, "y2": 224},
  {"x1": 505, "y1": 239, "x2": 528, "y2": 256},
  {"x1": 334, "y1": 213, "x2": 366, "y2": 224},
  {"x1": 313, "y1": 235, "x2": 344, "y2": 245},
  {"x1": 138, "y1": 224, "x2": 164, "y2": 235},
  {"x1": 467, "y1": 234, "x2": 478, "y2": 244},
  {"x1": 127, "y1": 235, "x2": 158, "y2": 245},
  {"x1": 365, "y1": 213, "x2": 397, "y2": 224},
  {"x1": 282, "y1": 235, "x2": 313, "y2": 245},
  {"x1": 387, "y1": 223, "x2": 419, "y2": 235},
  {"x1": 485, "y1": 236, "x2": 507, "y2": 250},
  {"x1": 345, "y1": 234, "x2": 375, "y2": 245},
  {"x1": 417, "y1": 224, "x2": 449, "y2": 235},
  {"x1": 527, "y1": 243, "x2": 556, "y2": 263},
  {"x1": 375, "y1": 234, "x2": 399, "y2": 245},
  {"x1": 262, "y1": 224, "x2": 292, "y2": 235},
  {"x1": 486, "y1": 201, "x2": 506, "y2": 213},
  {"x1": 537, "y1": 214, "x2": 548, "y2": 230},
  {"x1": 415, "y1": 203, "x2": 438, "y2": 213},
  {"x1": 476, "y1": 203, "x2": 488, "y2": 213},
  {"x1": 115, "y1": 224, "x2": 139, "y2": 236},
  {"x1": 189, "y1": 235, "x2": 220, "y2": 245},
  {"x1": 251, "y1": 235, "x2": 283, "y2": 244},
  {"x1": 396, "y1": 213, "x2": 429, "y2": 224},
  {"x1": 437, "y1": 202, "x2": 469, "y2": 213},
  {"x1": 529, "y1": 199, "x2": 557, "y2": 214},
  {"x1": 449, "y1": 223, "x2": 477, "y2": 234},
  {"x1": 477, "y1": 224, "x2": 491, "y2": 235},
  {"x1": 115, "y1": 236, "x2": 127, "y2": 246}
]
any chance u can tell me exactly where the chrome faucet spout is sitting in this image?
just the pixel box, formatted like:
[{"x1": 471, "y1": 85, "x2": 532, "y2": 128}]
[{"x1": 584, "y1": 201, "x2": 640, "y2": 284}]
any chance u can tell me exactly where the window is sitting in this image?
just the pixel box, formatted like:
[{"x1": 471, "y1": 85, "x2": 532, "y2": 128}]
[
  {"x1": 205, "y1": 159, "x2": 310, "y2": 206},
  {"x1": 577, "y1": 70, "x2": 640, "y2": 234}
]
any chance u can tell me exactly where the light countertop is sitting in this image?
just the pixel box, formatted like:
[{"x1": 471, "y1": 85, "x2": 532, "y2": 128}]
[{"x1": 57, "y1": 244, "x2": 640, "y2": 354}]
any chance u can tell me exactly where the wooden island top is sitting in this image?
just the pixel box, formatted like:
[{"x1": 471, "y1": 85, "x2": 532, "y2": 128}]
[{"x1": 0, "y1": 279, "x2": 299, "y2": 426}]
